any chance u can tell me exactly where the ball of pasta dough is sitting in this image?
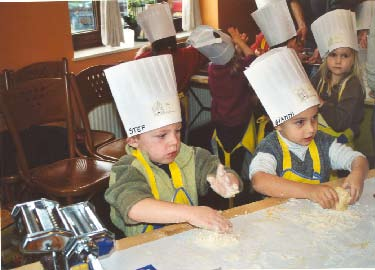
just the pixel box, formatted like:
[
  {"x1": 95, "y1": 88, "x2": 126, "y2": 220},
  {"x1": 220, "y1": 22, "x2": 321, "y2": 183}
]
[{"x1": 335, "y1": 187, "x2": 351, "y2": 211}]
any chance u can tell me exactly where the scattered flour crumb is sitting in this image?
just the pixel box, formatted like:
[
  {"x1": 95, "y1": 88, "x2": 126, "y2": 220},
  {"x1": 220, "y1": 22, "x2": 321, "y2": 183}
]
[{"x1": 192, "y1": 229, "x2": 239, "y2": 249}]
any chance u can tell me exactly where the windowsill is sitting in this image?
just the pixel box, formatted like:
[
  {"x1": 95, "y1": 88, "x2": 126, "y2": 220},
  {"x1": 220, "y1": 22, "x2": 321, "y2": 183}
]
[{"x1": 73, "y1": 31, "x2": 191, "y2": 61}]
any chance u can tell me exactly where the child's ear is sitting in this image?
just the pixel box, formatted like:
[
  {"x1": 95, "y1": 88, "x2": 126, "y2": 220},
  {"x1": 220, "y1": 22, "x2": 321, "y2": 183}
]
[
  {"x1": 127, "y1": 136, "x2": 139, "y2": 148},
  {"x1": 275, "y1": 125, "x2": 282, "y2": 132}
]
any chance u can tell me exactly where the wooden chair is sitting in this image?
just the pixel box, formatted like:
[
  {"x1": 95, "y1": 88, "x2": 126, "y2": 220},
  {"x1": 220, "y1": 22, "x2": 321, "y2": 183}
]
[
  {"x1": 0, "y1": 68, "x2": 114, "y2": 205},
  {"x1": 4, "y1": 59, "x2": 116, "y2": 159},
  {"x1": 96, "y1": 138, "x2": 127, "y2": 161},
  {"x1": 70, "y1": 64, "x2": 127, "y2": 160}
]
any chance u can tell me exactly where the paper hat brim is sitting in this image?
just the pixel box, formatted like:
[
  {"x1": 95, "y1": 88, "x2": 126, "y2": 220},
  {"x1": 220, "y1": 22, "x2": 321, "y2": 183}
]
[
  {"x1": 137, "y1": 3, "x2": 176, "y2": 43},
  {"x1": 104, "y1": 55, "x2": 181, "y2": 136},
  {"x1": 244, "y1": 48, "x2": 319, "y2": 126},
  {"x1": 251, "y1": 0, "x2": 296, "y2": 48},
  {"x1": 187, "y1": 25, "x2": 235, "y2": 65},
  {"x1": 311, "y1": 9, "x2": 358, "y2": 58}
]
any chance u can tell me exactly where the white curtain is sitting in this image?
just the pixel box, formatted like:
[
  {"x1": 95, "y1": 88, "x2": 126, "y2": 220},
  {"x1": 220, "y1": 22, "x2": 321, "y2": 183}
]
[
  {"x1": 182, "y1": 0, "x2": 202, "y2": 31},
  {"x1": 100, "y1": 0, "x2": 124, "y2": 47}
]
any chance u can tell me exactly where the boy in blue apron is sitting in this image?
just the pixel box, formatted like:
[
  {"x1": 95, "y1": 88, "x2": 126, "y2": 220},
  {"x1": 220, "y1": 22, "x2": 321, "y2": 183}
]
[
  {"x1": 245, "y1": 47, "x2": 368, "y2": 209},
  {"x1": 103, "y1": 55, "x2": 242, "y2": 237}
]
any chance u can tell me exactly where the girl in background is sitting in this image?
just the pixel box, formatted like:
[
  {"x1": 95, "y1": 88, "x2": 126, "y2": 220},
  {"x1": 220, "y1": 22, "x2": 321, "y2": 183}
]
[{"x1": 311, "y1": 9, "x2": 365, "y2": 147}]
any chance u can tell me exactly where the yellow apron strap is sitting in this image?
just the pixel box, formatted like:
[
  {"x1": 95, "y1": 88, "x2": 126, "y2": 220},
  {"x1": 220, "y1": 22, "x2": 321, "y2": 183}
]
[
  {"x1": 132, "y1": 149, "x2": 160, "y2": 200},
  {"x1": 213, "y1": 116, "x2": 257, "y2": 168},
  {"x1": 277, "y1": 133, "x2": 321, "y2": 184},
  {"x1": 260, "y1": 37, "x2": 267, "y2": 50},
  {"x1": 241, "y1": 114, "x2": 256, "y2": 154},
  {"x1": 169, "y1": 162, "x2": 190, "y2": 205},
  {"x1": 256, "y1": 115, "x2": 270, "y2": 144},
  {"x1": 317, "y1": 114, "x2": 354, "y2": 147}
]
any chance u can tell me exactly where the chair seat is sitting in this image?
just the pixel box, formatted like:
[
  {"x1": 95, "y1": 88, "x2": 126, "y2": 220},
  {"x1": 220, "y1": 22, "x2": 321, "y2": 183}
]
[
  {"x1": 91, "y1": 130, "x2": 116, "y2": 147},
  {"x1": 30, "y1": 157, "x2": 113, "y2": 197},
  {"x1": 96, "y1": 138, "x2": 127, "y2": 161},
  {"x1": 76, "y1": 129, "x2": 115, "y2": 148}
]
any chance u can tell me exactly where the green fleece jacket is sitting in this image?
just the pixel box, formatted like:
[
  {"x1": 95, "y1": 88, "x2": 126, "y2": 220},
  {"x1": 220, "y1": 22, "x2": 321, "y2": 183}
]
[{"x1": 104, "y1": 143, "x2": 241, "y2": 237}]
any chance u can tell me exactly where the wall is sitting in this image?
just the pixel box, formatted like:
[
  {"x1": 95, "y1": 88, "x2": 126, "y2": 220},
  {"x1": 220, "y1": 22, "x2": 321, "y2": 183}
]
[
  {"x1": 0, "y1": 1, "x2": 138, "y2": 74},
  {"x1": 0, "y1": 1, "x2": 259, "y2": 74},
  {"x1": 218, "y1": 0, "x2": 258, "y2": 43}
]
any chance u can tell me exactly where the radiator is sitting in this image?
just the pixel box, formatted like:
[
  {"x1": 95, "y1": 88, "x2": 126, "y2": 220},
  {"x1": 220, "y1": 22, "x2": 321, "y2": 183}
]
[
  {"x1": 188, "y1": 86, "x2": 212, "y2": 130},
  {"x1": 88, "y1": 103, "x2": 124, "y2": 138}
]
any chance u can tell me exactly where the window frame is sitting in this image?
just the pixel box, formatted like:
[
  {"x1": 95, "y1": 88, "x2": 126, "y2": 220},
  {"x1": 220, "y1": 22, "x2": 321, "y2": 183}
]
[{"x1": 71, "y1": 1, "x2": 103, "y2": 51}]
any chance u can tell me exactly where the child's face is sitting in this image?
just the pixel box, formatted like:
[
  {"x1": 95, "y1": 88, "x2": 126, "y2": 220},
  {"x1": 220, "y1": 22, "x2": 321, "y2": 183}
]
[
  {"x1": 275, "y1": 106, "x2": 318, "y2": 146},
  {"x1": 326, "y1": 47, "x2": 354, "y2": 78},
  {"x1": 129, "y1": 122, "x2": 182, "y2": 164}
]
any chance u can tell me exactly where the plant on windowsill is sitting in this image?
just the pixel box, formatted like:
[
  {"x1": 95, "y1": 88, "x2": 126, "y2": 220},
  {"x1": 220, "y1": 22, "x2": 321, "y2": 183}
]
[{"x1": 124, "y1": 0, "x2": 156, "y2": 41}]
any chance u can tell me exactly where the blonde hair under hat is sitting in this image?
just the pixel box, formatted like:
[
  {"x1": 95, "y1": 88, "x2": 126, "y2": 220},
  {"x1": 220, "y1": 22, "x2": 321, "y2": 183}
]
[
  {"x1": 311, "y1": 9, "x2": 358, "y2": 58},
  {"x1": 104, "y1": 55, "x2": 181, "y2": 137},
  {"x1": 244, "y1": 47, "x2": 319, "y2": 127},
  {"x1": 187, "y1": 25, "x2": 235, "y2": 65},
  {"x1": 251, "y1": 0, "x2": 296, "y2": 48},
  {"x1": 136, "y1": 2, "x2": 176, "y2": 43}
]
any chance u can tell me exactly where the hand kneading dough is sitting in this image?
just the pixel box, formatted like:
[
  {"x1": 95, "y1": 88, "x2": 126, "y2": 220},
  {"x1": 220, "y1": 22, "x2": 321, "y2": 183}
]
[{"x1": 335, "y1": 187, "x2": 351, "y2": 211}]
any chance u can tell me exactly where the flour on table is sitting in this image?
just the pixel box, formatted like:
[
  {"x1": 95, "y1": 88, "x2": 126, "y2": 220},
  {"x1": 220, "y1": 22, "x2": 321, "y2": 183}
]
[{"x1": 190, "y1": 229, "x2": 239, "y2": 249}]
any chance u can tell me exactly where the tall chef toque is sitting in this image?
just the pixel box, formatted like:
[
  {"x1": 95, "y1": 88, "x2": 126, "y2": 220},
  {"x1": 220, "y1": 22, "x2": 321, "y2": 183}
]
[
  {"x1": 187, "y1": 25, "x2": 235, "y2": 65},
  {"x1": 136, "y1": 2, "x2": 176, "y2": 43},
  {"x1": 104, "y1": 55, "x2": 181, "y2": 136},
  {"x1": 251, "y1": 0, "x2": 296, "y2": 48},
  {"x1": 244, "y1": 47, "x2": 319, "y2": 127},
  {"x1": 311, "y1": 9, "x2": 358, "y2": 58}
]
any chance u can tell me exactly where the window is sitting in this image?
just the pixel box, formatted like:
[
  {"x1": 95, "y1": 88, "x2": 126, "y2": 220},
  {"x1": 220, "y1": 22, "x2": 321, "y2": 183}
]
[
  {"x1": 69, "y1": 1, "x2": 102, "y2": 50},
  {"x1": 68, "y1": 0, "x2": 183, "y2": 51}
]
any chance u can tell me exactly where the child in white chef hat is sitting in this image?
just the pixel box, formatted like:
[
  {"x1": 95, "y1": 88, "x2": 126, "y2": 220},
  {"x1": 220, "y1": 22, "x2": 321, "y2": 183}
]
[
  {"x1": 310, "y1": 9, "x2": 365, "y2": 147},
  {"x1": 245, "y1": 47, "x2": 368, "y2": 209},
  {"x1": 104, "y1": 55, "x2": 242, "y2": 237}
]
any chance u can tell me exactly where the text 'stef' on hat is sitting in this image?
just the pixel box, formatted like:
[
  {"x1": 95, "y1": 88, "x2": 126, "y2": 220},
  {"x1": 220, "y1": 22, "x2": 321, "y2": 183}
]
[
  {"x1": 255, "y1": 0, "x2": 274, "y2": 9},
  {"x1": 311, "y1": 9, "x2": 358, "y2": 58},
  {"x1": 136, "y1": 2, "x2": 176, "y2": 43},
  {"x1": 244, "y1": 47, "x2": 319, "y2": 127},
  {"x1": 104, "y1": 55, "x2": 182, "y2": 137},
  {"x1": 186, "y1": 25, "x2": 235, "y2": 65},
  {"x1": 356, "y1": 1, "x2": 375, "y2": 30},
  {"x1": 251, "y1": 0, "x2": 296, "y2": 48}
]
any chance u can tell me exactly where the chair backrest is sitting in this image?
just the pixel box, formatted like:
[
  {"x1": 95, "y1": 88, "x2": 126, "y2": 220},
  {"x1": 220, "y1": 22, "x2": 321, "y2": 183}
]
[
  {"x1": 4, "y1": 59, "x2": 68, "y2": 90},
  {"x1": 71, "y1": 64, "x2": 115, "y2": 114},
  {"x1": 70, "y1": 64, "x2": 123, "y2": 150},
  {"x1": 0, "y1": 75, "x2": 76, "y2": 179}
]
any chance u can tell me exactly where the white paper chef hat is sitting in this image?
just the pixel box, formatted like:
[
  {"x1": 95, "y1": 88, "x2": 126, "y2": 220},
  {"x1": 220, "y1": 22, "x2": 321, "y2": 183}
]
[
  {"x1": 311, "y1": 9, "x2": 358, "y2": 58},
  {"x1": 136, "y1": 2, "x2": 176, "y2": 43},
  {"x1": 244, "y1": 47, "x2": 319, "y2": 127},
  {"x1": 251, "y1": 0, "x2": 296, "y2": 48},
  {"x1": 255, "y1": 0, "x2": 274, "y2": 9},
  {"x1": 104, "y1": 55, "x2": 181, "y2": 136},
  {"x1": 187, "y1": 25, "x2": 235, "y2": 65},
  {"x1": 356, "y1": 1, "x2": 375, "y2": 30}
]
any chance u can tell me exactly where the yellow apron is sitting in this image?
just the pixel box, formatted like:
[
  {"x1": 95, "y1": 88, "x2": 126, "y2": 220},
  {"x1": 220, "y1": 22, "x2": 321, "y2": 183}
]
[
  {"x1": 317, "y1": 77, "x2": 354, "y2": 147},
  {"x1": 277, "y1": 133, "x2": 322, "y2": 184},
  {"x1": 318, "y1": 114, "x2": 354, "y2": 147},
  {"x1": 256, "y1": 115, "x2": 271, "y2": 145},
  {"x1": 212, "y1": 115, "x2": 256, "y2": 168},
  {"x1": 132, "y1": 149, "x2": 192, "y2": 233}
]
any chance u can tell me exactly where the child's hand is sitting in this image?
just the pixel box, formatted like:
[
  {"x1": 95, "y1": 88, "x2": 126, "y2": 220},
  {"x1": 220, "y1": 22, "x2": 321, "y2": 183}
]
[
  {"x1": 342, "y1": 173, "x2": 364, "y2": 204},
  {"x1": 187, "y1": 206, "x2": 233, "y2": 233},
  {"x1": 227, "y1": 27, "x2": 242, "y2": 45},
  {"x1": 207, "y1": 164, "x2": 240, "y2": 198},
  {"x1": 307, "y1": 184, "x2": 339, "y2": 209}
]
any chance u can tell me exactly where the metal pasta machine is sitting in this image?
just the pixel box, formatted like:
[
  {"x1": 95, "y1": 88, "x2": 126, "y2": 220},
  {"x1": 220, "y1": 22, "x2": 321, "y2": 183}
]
[{"x1": 11, "y1": 198, "x2": 115, "y2": 270}]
